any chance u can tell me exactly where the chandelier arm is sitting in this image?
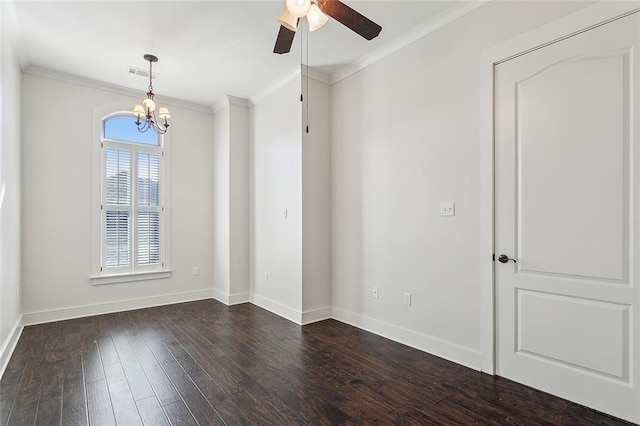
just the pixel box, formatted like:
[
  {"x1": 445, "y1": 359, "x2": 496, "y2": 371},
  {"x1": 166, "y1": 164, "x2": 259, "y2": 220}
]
[
  {"x1": 136, "y1": 120, "x2": 150, "y2": 133},
  {"x1": 149, "y1": 110, "x2": 168, "y2": 134}
]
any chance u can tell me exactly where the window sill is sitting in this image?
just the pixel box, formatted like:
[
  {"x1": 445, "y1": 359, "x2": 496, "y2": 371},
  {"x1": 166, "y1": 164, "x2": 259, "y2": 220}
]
[{"x1": 90, "y1": 270, "x2": 172, "y2": 286}]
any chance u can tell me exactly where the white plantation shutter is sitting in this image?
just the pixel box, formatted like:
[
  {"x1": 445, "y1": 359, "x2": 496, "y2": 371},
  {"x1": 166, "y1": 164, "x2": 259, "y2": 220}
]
[
  {"x1": 105, "y1": 148, "x2": 130, "y2": 205},
  {"x1": 105, "y1": 210, "x2": 130, "y2": 267},
  {"x1": 104, "y1": 148, "x2": 131, "y2": 268},
  {"x1": 137, "y1": 211, "x2": 160, "y2": 265},
  {"x1": 137, "y1": 152, "x2": 161, "y2": 266},
  {"x1": 100, "y1": 113, "x2": 166, "y2": 275}
]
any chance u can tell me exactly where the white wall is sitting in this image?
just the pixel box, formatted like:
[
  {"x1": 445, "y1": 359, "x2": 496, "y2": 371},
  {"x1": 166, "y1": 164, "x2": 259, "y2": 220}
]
[
  {"x1": 20, "y1": 69, "x2": 215, "y2": 322},
  {"x1": 302, "y1": 73, "x2": 332, "y2": 322},
  {"x1": 213, "y1": 97, "x2": 250, "y2": 304},
  {"x1": 250, "y1": 71, "x2": 332, "y2": 324},
  {"x1": 228, "y1": 101, "x2": 250, "y2": 301},
  {"x1": 251, "y1": 78, "x2": 303, "y2": 320},
  {"x1": 330, "y1": 1, "x2": 589, "y2": 369},
  {"x1": 213, "y1": 103, "x2": 231, "y2": 300},
  {"x1": 0, "y1": 2, "x2": 23, "y2": 372}
]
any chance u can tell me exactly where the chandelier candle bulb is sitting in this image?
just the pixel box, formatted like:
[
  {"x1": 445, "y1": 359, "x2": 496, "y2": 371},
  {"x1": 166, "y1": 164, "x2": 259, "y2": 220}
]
[
  {"x1": 158, "y1": 107, "x2": 171, "y2": 127},
  {"x1": 142, "y1": 97, "x2": 155, "y2": 113},
  {"x1": 158, "y1": 107, "x2": 171, "y2": 119},
  {"x1": 133, "y1": 104, "x2": 145, "y2": 121}
]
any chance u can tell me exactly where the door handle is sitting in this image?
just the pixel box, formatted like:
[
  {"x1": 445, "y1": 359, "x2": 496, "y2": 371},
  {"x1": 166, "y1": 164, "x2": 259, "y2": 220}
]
[{"x1": 497, "y1": 254, "x2": 517, "y2": 263}]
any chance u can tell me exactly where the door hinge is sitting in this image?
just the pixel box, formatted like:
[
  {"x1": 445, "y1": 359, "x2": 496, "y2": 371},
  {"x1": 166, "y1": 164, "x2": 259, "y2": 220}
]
[
  {"x1": 101, "y1": 204, "x2": 104, "y2": 210},
  {"x1": 100, "y1": 266, "x2": 103, "y2": 272},
  {"x1": 492, "y1": 253, "x2": 495, "y2": 261},
  {"x1": 101, "y1": 142, "x2": 104, "y2": 148}
]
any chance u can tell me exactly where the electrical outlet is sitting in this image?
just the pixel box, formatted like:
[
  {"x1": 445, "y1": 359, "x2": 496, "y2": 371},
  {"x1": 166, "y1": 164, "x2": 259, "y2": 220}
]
[
  {"x1": 371, "y1": 286, "x2": 379, "y2": 298},
  {"x1": 192, "y1": 267, "x2": 199, "y2": 276},
  {"x1": 282, "y1": 209, "x2": 288, "y2": 219},
  {"x1": 403, "y1": 292, "x2": 412, "y2": 306}
]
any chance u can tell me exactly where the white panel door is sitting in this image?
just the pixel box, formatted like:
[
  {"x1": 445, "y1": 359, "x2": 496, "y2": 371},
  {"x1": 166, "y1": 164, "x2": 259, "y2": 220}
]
[{"x1": 495, "y1": 11, "x2": 640, "y2": 423}]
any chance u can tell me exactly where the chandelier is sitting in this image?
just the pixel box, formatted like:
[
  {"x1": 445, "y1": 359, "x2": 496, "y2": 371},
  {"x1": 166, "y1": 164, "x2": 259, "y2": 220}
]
[{"x1": 133, "y1": 54, "x2": 171, "y2": 134}]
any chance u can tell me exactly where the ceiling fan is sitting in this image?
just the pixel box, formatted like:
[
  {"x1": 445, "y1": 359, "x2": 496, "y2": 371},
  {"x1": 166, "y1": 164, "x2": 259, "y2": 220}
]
[{"x1": 274, "y1": 0, "x2": 382, "y2": 54}]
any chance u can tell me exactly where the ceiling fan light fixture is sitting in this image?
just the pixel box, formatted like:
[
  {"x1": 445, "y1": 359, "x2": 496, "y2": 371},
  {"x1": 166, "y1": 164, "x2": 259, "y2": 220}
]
[
  {"x1": 286, "y1": 0, "x2": 310, "y2": 18},
  {"x1": 307, "y1": 4, "x2": 328, "y2": 32},
  {"x1": 278, "y1": 6, "x2": 298, "y2": 32}
]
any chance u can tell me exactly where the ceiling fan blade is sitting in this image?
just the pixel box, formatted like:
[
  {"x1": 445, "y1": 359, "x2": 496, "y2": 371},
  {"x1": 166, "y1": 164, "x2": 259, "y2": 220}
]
[
  {"x1": 317, "y1": 0, "x2": 382, "y2": 40},
  {"x1": 273, "y1": 25, "x2": 296, "y2": 54}
]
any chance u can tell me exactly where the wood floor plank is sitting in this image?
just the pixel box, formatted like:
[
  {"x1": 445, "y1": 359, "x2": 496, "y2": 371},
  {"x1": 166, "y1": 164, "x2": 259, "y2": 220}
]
[
  {"x1": 110, "y1": 332, "x2": 155, "y2": 401},
  {"x1": 125, "y1": 327, "x2": 182, "y2": 406},
  {"x1": 61, "y1": 342, "x2": 88, "y2": 425},
  {"x1": 86, "y1": 379, "x2": 116, "y2": 426},
  {"x1": 103, "y1": 362, "x2": 143, "y2": 425},
  {"x1": 7, "y1": 357, "x2": 42, "y2": 425},
  {"x1": 97, "y1": 335, "x2": 120, "y2": 366},
  {"x1": 157, "y1": 357, "x2": 225, "y2": 425},
  {"x1": 149, "y1": 323, "x2": 228, "y2": 403},
  {"x1": 0, "y1": 356, "x2": 26, "y2": 425},
  {"x1": 82, "y1": 341, "x2": 104, "y2": 384},
  {"x1": 1, "y1": 300, "x2": 634, "y2": 426},
  {"x1": 161, "y1": 319, "x2": 242, "y2": 396},
  {"x1": 33, "y1": 360, "x2": 64, "y2": 426},
  {"x1": 162, "y1": 400, "x2": 197, "y2": 426},
  {"x1": 135, "y1": 396, "x2": 170, "y2": 426}
]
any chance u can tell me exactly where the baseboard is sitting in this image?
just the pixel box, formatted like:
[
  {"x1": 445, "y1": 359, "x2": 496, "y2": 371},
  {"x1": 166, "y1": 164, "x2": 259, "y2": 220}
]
[
  {"x1": 0, "y1": 316, "x2": 23, "y2": 379},
  {"x1": 229, "y1": 292, "x2": 250, "y2": 305},
  {"x1": 213, "y1": 288, "x2": 250, "y2": 306},
  {"x1": 331, "y1": 307, "x2": 482, "y2": 371},
  {"x1": 22, "y1": 289, "x2": 214, "y2": 326},
  {"x1": 302, "y1": 306, "x2": 332, "y2": 325},
  {"x1": 250, "y1": 293, "x2": 303, "y2": 325}
]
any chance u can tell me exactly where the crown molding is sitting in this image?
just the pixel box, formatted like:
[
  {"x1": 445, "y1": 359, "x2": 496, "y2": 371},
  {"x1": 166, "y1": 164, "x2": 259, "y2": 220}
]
[
  {"x1": 22, "y1": 65, "x2": 213, "y2": 114},
  {"x1": 211, "y1": 96, "x2": 229, "y2": 114},
  {"x1": 249, "y1": 66, "x2": 301, "y2": 106},
  {"x1": 301, "y1": 64, "x2": 331, "y2": 85},
  {"x1": 249, "y1": 64, "x2": 331, "y2": 106},
  {"x1": 212, "y1": 94, "x2": 252, "y2": 114},
  {"x1": 228, "y1": 95, "x2": 251, "y2": 108},
  {"x1": 330, "y1": 0, "x2": 490, "y2": 85}
]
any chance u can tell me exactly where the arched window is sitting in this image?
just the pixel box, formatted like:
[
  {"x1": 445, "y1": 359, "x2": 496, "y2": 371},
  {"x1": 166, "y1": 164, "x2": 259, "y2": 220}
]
[{"x1": 96, "y1": 112, "x2": 169, "y2": 279}]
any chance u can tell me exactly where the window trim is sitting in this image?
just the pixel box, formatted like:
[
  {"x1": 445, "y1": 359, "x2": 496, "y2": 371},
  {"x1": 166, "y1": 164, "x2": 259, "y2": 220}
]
[{"x1": 91, "y1": 104, "x2": 171, "y2": 285}]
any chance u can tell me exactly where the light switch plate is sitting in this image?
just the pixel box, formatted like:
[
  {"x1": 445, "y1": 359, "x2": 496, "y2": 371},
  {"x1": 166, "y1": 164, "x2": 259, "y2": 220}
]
[{"x1": 440, "y1": 202, "x2": 455, "y2": 217}]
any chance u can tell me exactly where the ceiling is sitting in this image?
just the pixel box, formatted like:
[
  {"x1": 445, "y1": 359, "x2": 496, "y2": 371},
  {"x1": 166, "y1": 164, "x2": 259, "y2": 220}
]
[{"x1": 6, "y1": 1, "x2": 464, "y2": 107}]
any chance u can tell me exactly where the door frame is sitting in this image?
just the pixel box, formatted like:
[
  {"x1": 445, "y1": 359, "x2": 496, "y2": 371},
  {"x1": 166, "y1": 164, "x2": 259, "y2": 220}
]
[{"x1": 479, "y1": 1, "x2": 640, "y2": 375}]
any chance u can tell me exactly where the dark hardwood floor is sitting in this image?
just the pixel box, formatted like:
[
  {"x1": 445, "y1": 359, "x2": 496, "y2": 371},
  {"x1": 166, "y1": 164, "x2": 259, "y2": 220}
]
[{"x1": 0, "y1": 300, "x2": 632, "y2": 425}]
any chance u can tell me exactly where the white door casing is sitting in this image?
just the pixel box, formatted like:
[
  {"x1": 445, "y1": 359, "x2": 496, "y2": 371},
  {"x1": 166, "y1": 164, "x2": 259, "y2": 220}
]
[{"x1": 490, "y1": 6, "x2": 639, "y2": 423}]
